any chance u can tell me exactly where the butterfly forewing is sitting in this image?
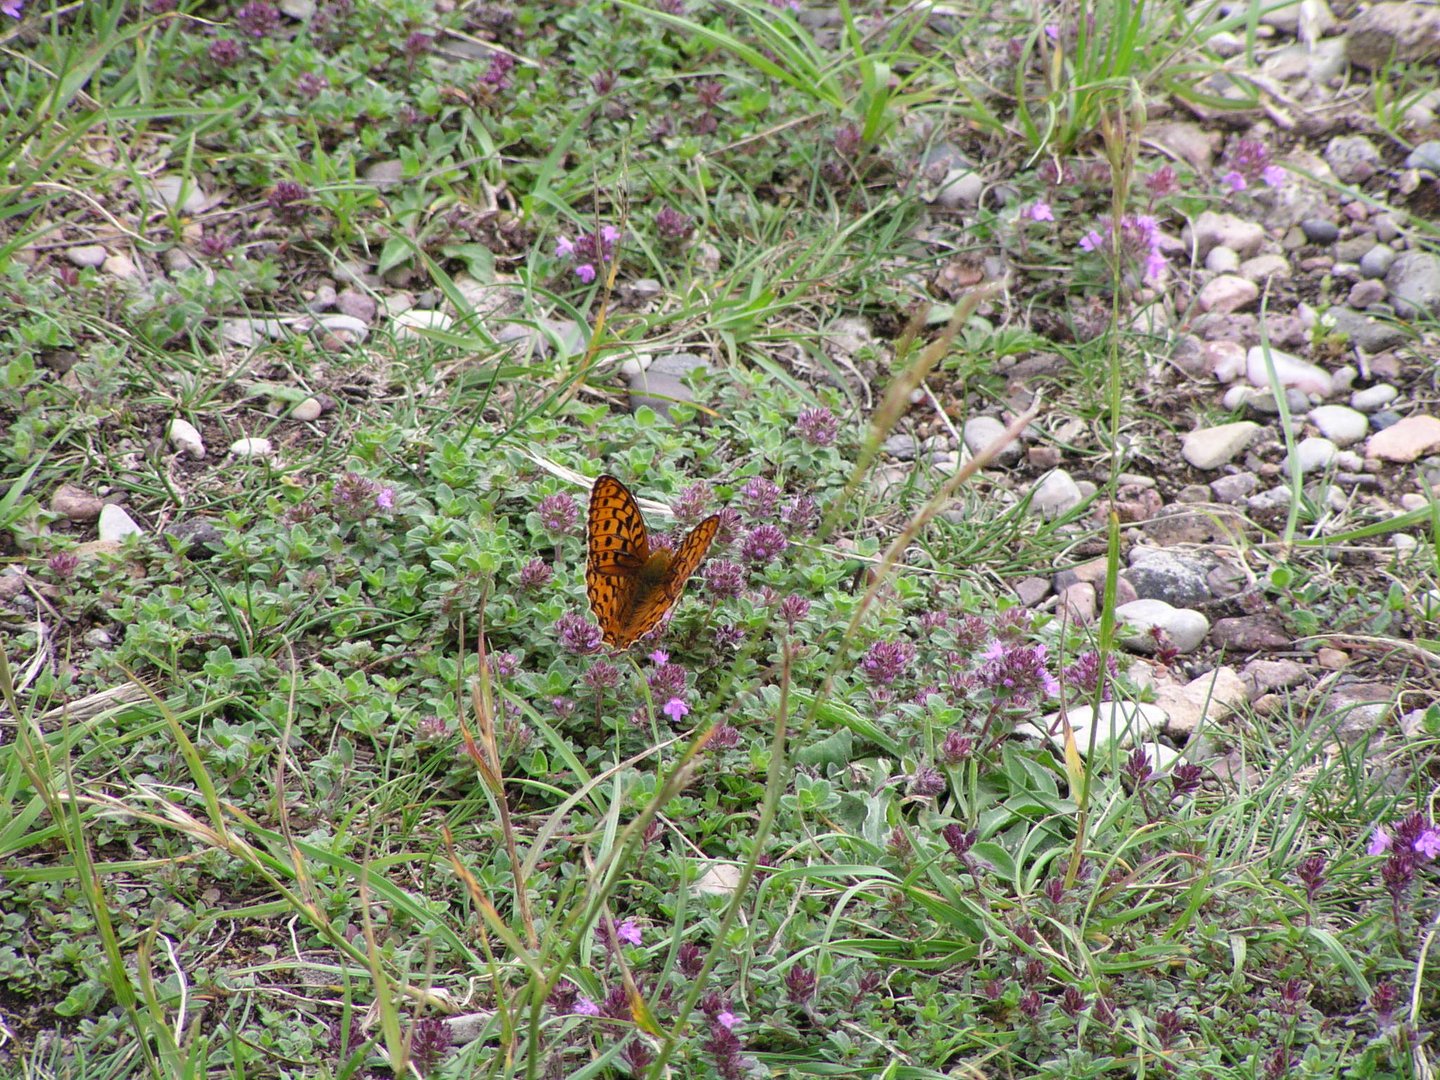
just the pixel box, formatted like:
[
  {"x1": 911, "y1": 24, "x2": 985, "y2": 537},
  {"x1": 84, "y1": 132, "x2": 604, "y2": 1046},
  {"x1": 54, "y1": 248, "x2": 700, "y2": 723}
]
[{"x1": 586, "y1": 474, "x2": 719, "y2": 648}]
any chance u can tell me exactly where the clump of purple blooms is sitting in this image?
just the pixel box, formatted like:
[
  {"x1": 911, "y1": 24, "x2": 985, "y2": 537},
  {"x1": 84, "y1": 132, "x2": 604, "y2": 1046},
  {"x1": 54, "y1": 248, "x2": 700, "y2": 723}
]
[
  {"x1": 795, "y1": 407, "x2": 839, "y2": 447},
  {"x1": 331, "y1": 472, "x2": 396, "y2": 520},
  {"x1": 1221, "y1": 138, "x2": 1286, "y2": 192},
  {"x1": 1079, "y1": 213, "x2": 1167, "y2": 285},
  {"x1": 555, "y1": 225, "x2": 621, "y2": 283}
]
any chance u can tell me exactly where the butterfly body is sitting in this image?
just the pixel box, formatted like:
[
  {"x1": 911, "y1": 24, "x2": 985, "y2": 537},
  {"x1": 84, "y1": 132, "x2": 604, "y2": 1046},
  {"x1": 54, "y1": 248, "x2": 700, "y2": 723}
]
[{"x1": 586, "y1": 475, "x2": 719, "y2": 649}]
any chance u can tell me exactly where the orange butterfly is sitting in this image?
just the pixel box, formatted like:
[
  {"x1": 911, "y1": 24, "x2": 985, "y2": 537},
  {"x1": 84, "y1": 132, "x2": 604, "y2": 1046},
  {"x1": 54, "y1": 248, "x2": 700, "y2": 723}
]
[{"x1": 586, "y1": 475, "x2": 721, "y2": 649}]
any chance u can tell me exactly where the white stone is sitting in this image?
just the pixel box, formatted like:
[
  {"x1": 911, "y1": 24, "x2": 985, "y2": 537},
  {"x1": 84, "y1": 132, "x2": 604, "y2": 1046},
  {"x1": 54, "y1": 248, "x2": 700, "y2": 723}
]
[
  {"x1": 1285, "y1": 436, "x2": 1338, "y2": 472},
  {"x1": 291, "y1": 397, "x2": 323, "y2": 422},
  {"x1": 1350, "y1": 383, "x2": 1398, "y2": 412},
  {"x1": 1116, "y1": 599, "x2": 1211, "y2": 654},
  {"x1": 229, "y1": 437, "x2": 274, "y2": 458},
  {"x1": 1031, "y1": 469, "x2": 1083, "y2": 519},
  {"x1": 316, "y1": 314, "x2": 370, "y2": 340},
  {"x1": 166, "y1": 418, "x2": 205, "y2": 459},
  {"x1": 1206, "y1": 340, "x2": 1248, "y2": 382},
  {"x1": 393, "y1": 309, "x2": 455, "y2": 338},
  {"x1": 1182, "y1": 421, "x2": 1260, "y2": 470},
  {"x1": 963, "y1": 415, "x2": 1020, "y2": 463},
  {"x1": 1022, "y1": 701, "x2": 1169, "y2": 755},
  {"x1": 695, "y1": 863, "x2": 744, "y2": 895},
  {"x1": 1198, "y1": 274, "x2": 1259, "y2": 314},
  {"x1": 1246, "y1": 346, "x2": 1333, "y2": 396},
  {"x1": 1205, "y1": 246, "x2": 1240, "y2": 273},
  {"x1": 1307, "y1": 405, "x2": 1368, "y2": 446},
  {"x1": 98, "y1": 504, "x2": 144, "y2": 542}
]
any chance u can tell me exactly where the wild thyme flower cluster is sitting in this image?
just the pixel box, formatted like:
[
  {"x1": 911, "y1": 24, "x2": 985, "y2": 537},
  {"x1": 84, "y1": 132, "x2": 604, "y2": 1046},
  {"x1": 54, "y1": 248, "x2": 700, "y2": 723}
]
[
  {"x1": 1221, "y1": 138, "x2": 1286, "y2": 192},
  {"x1": 1079, "y1": 212, "x2": 1167, "y2": 284},
  {"x1": 555, "y1": 225, "x2": 620, "y2": 283},
  {"x1": 330, "y1": 472, "x2": 395, "y2": 519},
  {"x1": 654, "y1": 206, "x2": 694, "y2": 242},
  {"x1": 1368, "y1": 812, "x2": 1440, "y2": 924},
  {"x1": 795, "y1": 406, "x2": 839, "y2": 447},
  {"x1": 536, "y1": 492, "x2": 579, "y2": 535}
]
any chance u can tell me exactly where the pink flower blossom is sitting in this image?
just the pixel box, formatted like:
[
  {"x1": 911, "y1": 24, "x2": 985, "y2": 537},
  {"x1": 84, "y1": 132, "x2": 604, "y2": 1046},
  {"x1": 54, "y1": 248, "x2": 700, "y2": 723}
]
[
  {"x1": 1367, "y1": 827, "x2": 1392, "y2": 856},
  {"x1": 1417, "y1": 828, "x2": 1440, "y2": 860},
  {"x1": 663, "y1": 697, "x2": 689, "y2": 721},
  {"x1": 1026, "y1": 201, "x2": 1054, "y2": 222},
  {"x1": 616, "y1": 919, "x2": 642, "y2": 946},
  {"x1": 575, "y1": 264, "x2": 597, "y2": 284}
]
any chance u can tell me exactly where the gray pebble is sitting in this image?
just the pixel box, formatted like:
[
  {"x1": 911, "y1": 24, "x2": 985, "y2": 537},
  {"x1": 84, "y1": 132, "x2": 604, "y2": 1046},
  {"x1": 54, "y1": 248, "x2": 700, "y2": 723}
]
[
  {"x1": 1369, "y1": 410, "x2": 1402, "y2": 431},
  {"x1": 1404, "y1": 140, "x2": 1440, "y2": 171},
  {"x1": 1301, "y1": 219, "x2": 1339, "y2": 244},
  {"x1": 1359, "y1": 245, "x2": 1397, "y2": 279}
]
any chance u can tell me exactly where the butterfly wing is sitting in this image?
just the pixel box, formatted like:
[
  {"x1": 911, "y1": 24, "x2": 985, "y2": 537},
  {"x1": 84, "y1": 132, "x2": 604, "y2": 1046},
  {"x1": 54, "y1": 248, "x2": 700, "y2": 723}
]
[
  {"x1": 615, "y1": 514, "x2": 720, "y2": 647},
  {"x1": 587, "y1": 475, "x2": 650, "y2": 646}
]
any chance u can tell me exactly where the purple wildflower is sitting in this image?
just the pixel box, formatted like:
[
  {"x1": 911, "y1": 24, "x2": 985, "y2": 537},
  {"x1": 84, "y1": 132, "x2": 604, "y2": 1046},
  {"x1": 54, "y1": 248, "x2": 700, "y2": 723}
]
[
  {"x1": 615, "y1": 918, "x2": 642, "y2": 946},
  {"x1": 795, "y1": 407, "x2": 839, "y2": 447},
  {"x1": 672, "y1": 482, "x2": 712, "y2": 523},
  {"x1": 739, "y1": 525, "x2": 787, "y2": 565},
  {"x1": 207, "y1": 38, "x2": 244, "y2": 66},
  {"x1": 778, "y1": 594, "x2": 810, "y2": 627},
  {"x1": 1063, "y1": 650, "x2": 1116, "y2": 699},
  {"x1": 649, "y1": 661, "x2": 687, "y2": 698},
  {"x1": 556, "y1": 612, "x2": 603, "y2": 654},
  {"x1": 781, "y1": 494, "x2": 819, "y2": 534},
  {"x1": 1296, "y1": 854, "x2": 1327, "y2": 904},
  {"x1": 519, "y1": 557, "x2": 552, "y2": 591},
  {"x1": 940, "y1": 730, "x2": 974, "y2": 764},
  {"x1": 739, "y1": 477, "x2": 780, "y2": 519},
  {"x1": 977, "y1": 641, "x2": 1059, "y2": 701},
  {"x1": 48, "y1": 551, "x2": 80, "y2": 579},
  {"x1": 295, "y1": 71, "x2": 327, "y2": 98},
  {"x1": 713, "y1": 624, "x2": 745, "y2": 649},
  {"x1": 1370, "y1": 980, "x2": 1397, "y2": 1028},
  {"x1": 408, "y1": 1017, "x2": 452, "y2": 1073},
  {"x1": 582, "y1": 660, "x2": 622, "y2": 691},
  {"x1": 1145, "y1": 165, "x2": 1178, "y2": 197},
  {"x1": 537, "y1": 492, "x2": 579, "y2": 535},
  {"x1": 1368, "y1": 827, "x2": 1392, "y2": 856},
  {"x1": 663, "y1": 697, "x2": 689, "y2": 721},
  {"x1": 1026, "y1": 202, "x2": 1054, "y2": 222},
  {"x1": 375, "y1": 487, "x2": 395, "y2": 512},
  {"x1": 547, "y1": 979, "x2": 578, "y2": 1012},
  {"x1": 267, "y1": 180, "x2": 309, "y2": 225},
  {"x1": 942, "y1": 824, "x2": 977, "y2": 863},
  {"x1": 235, "y1": 1, "x2": 280, "y2": 38},
  {"x1": 860, "y1": 640, "x2": 914, "y2": 686},
  {"x1": 655, "y1": 206, "x2": 694, "y2": 242},
  {"x1": 833, "y1": 122, "x2": 862, "y2": 157},
  {"x1": 479, "y1": 51, "x2": 515, "y2": 91},
  {"x1": 572, "y1": 996, "x2": 600, "y2": 1017},
  {"x1": 554, "y1": 225, "x2": 620, "y2": 282},
  {"x1": 677, "y1": 942, "x2": 704, "y2": 977},
  {"x1": 909, "y1": 767, "x2": 946, "y2": 797},
  {"x1": 403, "y1": 30, "x2": 433, "y2": 57},
  {"x1": 1223, "y1": 138, "x2": 1284, "y2": 191},
  {"x1": 703, "y1": 559, "x2": 745, "y2": 599},
  {"x1": 1169, "y1": 762, "x2": 1203, "y2": 798},
  {"x1": 784, "y1": 966, "x2": 816, "y2": 1003},
  {"x1": 708, "y1": 721, "x2": 741, "y2": 749},
  {"x1": 2, "y1": 0, "x2": 23, "y2": 16}
]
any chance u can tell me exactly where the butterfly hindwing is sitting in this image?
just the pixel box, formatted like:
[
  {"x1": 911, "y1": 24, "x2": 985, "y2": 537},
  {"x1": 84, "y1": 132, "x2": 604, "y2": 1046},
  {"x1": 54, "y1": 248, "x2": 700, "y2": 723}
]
[
  {"x1": 616, "y1": 514, "x2": 720, "y2": 647},
  {"x1": 585, "y1": 475, "x2": 719, "y2": 649}
]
